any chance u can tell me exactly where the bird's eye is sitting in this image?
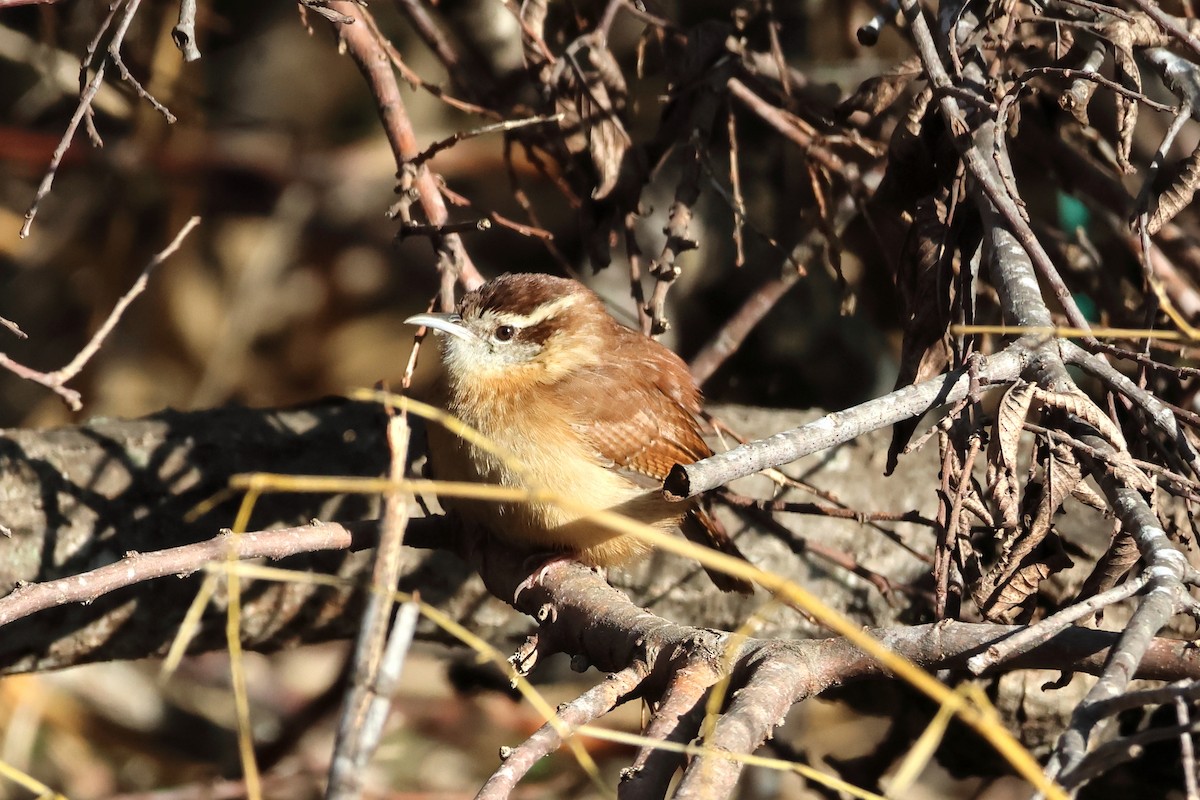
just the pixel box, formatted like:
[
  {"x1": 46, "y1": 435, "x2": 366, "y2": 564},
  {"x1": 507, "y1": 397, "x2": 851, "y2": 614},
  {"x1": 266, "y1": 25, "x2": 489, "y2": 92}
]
[{"x1": 495, "y1": 324, "x2": 515, "y2": 342}]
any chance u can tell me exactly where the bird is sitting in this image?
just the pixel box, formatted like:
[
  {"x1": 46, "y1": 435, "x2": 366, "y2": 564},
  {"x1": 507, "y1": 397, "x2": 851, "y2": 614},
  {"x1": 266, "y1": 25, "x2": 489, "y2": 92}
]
[{"x1": 405, "y1": 272, "x2": 753, "y2": 594}]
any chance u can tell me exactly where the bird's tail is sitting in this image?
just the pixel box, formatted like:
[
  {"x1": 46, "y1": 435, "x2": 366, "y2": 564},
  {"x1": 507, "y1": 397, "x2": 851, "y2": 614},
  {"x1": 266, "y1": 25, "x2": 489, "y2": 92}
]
[{"x1": 680, "y1": 507, "x2": 755, "y2": 595}]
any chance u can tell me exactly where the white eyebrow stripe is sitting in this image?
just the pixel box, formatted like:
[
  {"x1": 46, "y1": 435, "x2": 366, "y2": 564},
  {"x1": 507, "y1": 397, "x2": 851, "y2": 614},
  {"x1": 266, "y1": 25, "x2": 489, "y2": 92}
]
[{"x1": 492, "y1": 293, "x2": 581, "y2": 328}]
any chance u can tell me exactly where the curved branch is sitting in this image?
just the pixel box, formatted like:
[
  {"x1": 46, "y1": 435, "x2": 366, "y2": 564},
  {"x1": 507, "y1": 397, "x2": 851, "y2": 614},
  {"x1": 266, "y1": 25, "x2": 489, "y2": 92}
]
[
  {"x1": 476, "y1": 665, "x2": 649, "y2": 799},
  {"x1": 1045, "y1": 429, "x2": 1192, "y2": 782},
  {"x1": 674, "y1": 655, "x2": 802, "y2": 799},
  {"x1": 0, "y1": 521, "x2": 377, "y2": 627},
  {"x1": 326, "y1": 1, "x2": 484, "y2": 301},
  {"x1": 665, "y1": 346, "x2": 1026, "y2": 499},
  {"x1": 1064, "y1": 341, "x2": 1200, "y2": 478}
]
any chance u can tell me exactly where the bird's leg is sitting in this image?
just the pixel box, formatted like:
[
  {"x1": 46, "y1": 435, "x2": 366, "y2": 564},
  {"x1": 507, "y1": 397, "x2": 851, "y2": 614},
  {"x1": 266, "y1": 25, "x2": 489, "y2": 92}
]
[{"x1": 513, "y1": 551, "x2": 604, "y2": 602}]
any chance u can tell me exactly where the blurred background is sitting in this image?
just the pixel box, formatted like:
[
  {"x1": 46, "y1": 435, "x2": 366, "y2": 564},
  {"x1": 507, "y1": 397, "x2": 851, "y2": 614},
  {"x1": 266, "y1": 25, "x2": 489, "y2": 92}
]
[{"x1": 0, "y1": 0, "x2": 910, "y2": 433}]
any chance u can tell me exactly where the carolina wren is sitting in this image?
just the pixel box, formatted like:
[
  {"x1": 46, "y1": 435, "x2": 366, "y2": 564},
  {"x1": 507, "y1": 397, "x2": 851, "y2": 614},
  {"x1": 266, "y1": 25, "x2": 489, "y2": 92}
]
[{"x1": 406, "y1": 273, "x2": 752, "y2": 594}]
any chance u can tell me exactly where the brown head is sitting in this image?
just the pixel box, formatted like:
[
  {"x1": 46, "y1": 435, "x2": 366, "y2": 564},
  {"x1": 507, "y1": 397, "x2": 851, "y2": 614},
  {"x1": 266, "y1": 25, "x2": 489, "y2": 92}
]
[{"x1": 405, "y1": 274, "x2": 615, "y2": 392}]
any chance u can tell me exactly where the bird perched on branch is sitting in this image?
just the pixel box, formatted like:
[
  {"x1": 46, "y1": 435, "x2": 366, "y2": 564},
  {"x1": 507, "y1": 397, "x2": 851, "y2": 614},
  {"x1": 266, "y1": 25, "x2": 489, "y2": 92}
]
[{"x1": 406, "y1": 273, "x2": 753, "y2": 594}]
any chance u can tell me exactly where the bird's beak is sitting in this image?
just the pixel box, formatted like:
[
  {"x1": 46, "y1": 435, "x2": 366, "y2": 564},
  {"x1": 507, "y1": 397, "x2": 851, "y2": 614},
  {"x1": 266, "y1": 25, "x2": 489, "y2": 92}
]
[{"x1": 404, "y1": 312, "x2": 477, "y2": 342}]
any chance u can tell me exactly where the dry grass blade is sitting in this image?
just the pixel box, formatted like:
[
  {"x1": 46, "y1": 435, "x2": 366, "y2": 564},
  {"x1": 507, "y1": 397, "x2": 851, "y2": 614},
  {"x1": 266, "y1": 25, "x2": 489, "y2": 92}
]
[
  {"x1": 581, "y1": 726, "x2": 888, "y2": 800},
  {"x1": 698, "y1": 600, "x2": 779, "y2": 742},
  {"x1": 1143, "y1": 267, "x2": 1200, "y2": 343},
  {"x1": 159, "y1": 572, "x2": 220, "y2": 680},
  {"x1": 0, "y1": 759, "x2": 68, "y2": 800},
  {"x1": 224, "y1": 490, "x2": 263, "y2": 800},
  {"x1": 949, "y1": 323, "x2": 1188, "y2": 341},
  {"x1": 888, "y1": 689, "x2": 959, "y2": 794}
]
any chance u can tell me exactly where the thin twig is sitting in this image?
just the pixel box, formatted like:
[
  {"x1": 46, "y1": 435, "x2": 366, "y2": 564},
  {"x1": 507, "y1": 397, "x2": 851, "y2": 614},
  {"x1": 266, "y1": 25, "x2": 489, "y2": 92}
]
[
  {"x1": 727, "y1": 78, "x2": 853, "y2": 179},
  {"x1": 476, "y1": 665, "x2": 648, "y2": 799},
  {"x1": 688, "y1": 193, "x2": 853, "y2": 385},
  {"x1": 362, "y1": 10, "x2": 497, "y2": 118},
  {"x1": 0, "y1": 521, "x2": 374, "y2": 629},
  {"x1": 718, "y1": 491, "x2": 937, "y2": 528},
  {"x1": 398, "y1": 219, "x2": 492, "y2": 238},
  {"x1": 0, "y1": 317, "x2": 27, "y2": 340},
  {"x1": 1126, "y1": 0, "x2": 1200, "y2": 62},
  {"x1": 727, "y1": 106, "x2": 746, "y2": 267},
  {"x1": 1017, "y1": 66, "x2": 1177, "y2": 114},
  {"x1": 327, "y1": 1, "x2": 484, "y2": 302},
  {"x1": 439, "y1": 183, "x2": 555, "y2": 240},
  {"x1": 108, "y1": 45, "x2": 176, "y2": 122},
  {"x1": 0, "y1": 216, "x2": 200, "y2": 410},
  {"x1": 898, "y1": 0, "x2": 1094, "y2": 337},
  {"x1": 966, "y1": 575, "x2": 1149, "y2": 675},
  {"x1": 412, "y1": 113, "x2": 564, "y2": 167},
  {"x1": 20, "y1": 0, "x2": 143, "y2": 238},
  {"x1": 59, "y1": 216, "x2": 200, "y2": 384}
]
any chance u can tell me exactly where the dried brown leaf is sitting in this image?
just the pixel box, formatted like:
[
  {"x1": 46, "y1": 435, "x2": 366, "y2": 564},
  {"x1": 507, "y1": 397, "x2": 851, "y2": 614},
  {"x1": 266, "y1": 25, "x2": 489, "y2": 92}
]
[
  {"x1": 1100, "y1": 14, "x2": 1170, "y2": 173},
  {"x1": 978, "y1": 438, "x2": 1077, "y2": 625},
  {"x1": 985, "y1": 462, "x2": 1020, "y2": 531},
  {"x1": 1070, "y1": 480, "x2": 1109, "y2": 513},
  {"x1": 963, "y1": 494, "x2": 995, "y2": 527},
  {"x1": 1103, "y1": 448, "x2": 1157, "y2": 495},
  {"x1": 1032, "y1": 387, "x2": 1127, "y2": 451},
  {"x1": 1077, "y1": 528, "x2": 1138, "y2": 600},
  {"x1": 838, "y1": 55, "x2": 923, "y2": 119},
  {"x1": 899, "y1": 194, "x2": 954, "y2": 380},
  {"x1": 521, "y1": 0, "x2": 551, "y2": 71},
  {"x1": 1059, "y1": 79, "x2": 1095, "y2": 127},
  {"x1": 1027, "y1": 440, "x2": 1084, "y2": 548},
  {"x1": 981, "y1": 439, "x2": 1075, "y2": 602},
  {"x1": 955, "y1": 533, "x2": 983, "y2": 590},
  {"x1": 987, "y1": 381, "x2": 1036, "y2": 530},
  {"x1": 887, "y1": 192, "x2": 955, "y2": 464},
  {"x1": 884, "y1": 88, "x2": 935, "y2": 187},
  {"x1": 990, "y1": 561, "x2": 1052, "y2": 622},
  {"x1": 552, "y1": 39, "x2": 631, "y2": 200},
  {"x1": 586, "y1": 103, "x2": 630, "y2": 199},
  {"x1": 1046, "y1": 441, "x2": 1084, "y2": 517},
  {"x1": 1111, "y1": 64, "x2": 1139, "y2": 174},
  {"x1": 1053, "y1": 25, "x2": 1076, "y2": 62},
  {"x1": 583, "y1": 47, "x2": 630, "y2": 200},
  {"x1": 997, "y1": 382, "x2": 1036, "y2": 465},
  {"x1": 986, "y1": 540, "x2": 1073, "y2": 623},
  {"x1": 1147, "y1": 142, "x2": 1200, "y2": 234}
]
